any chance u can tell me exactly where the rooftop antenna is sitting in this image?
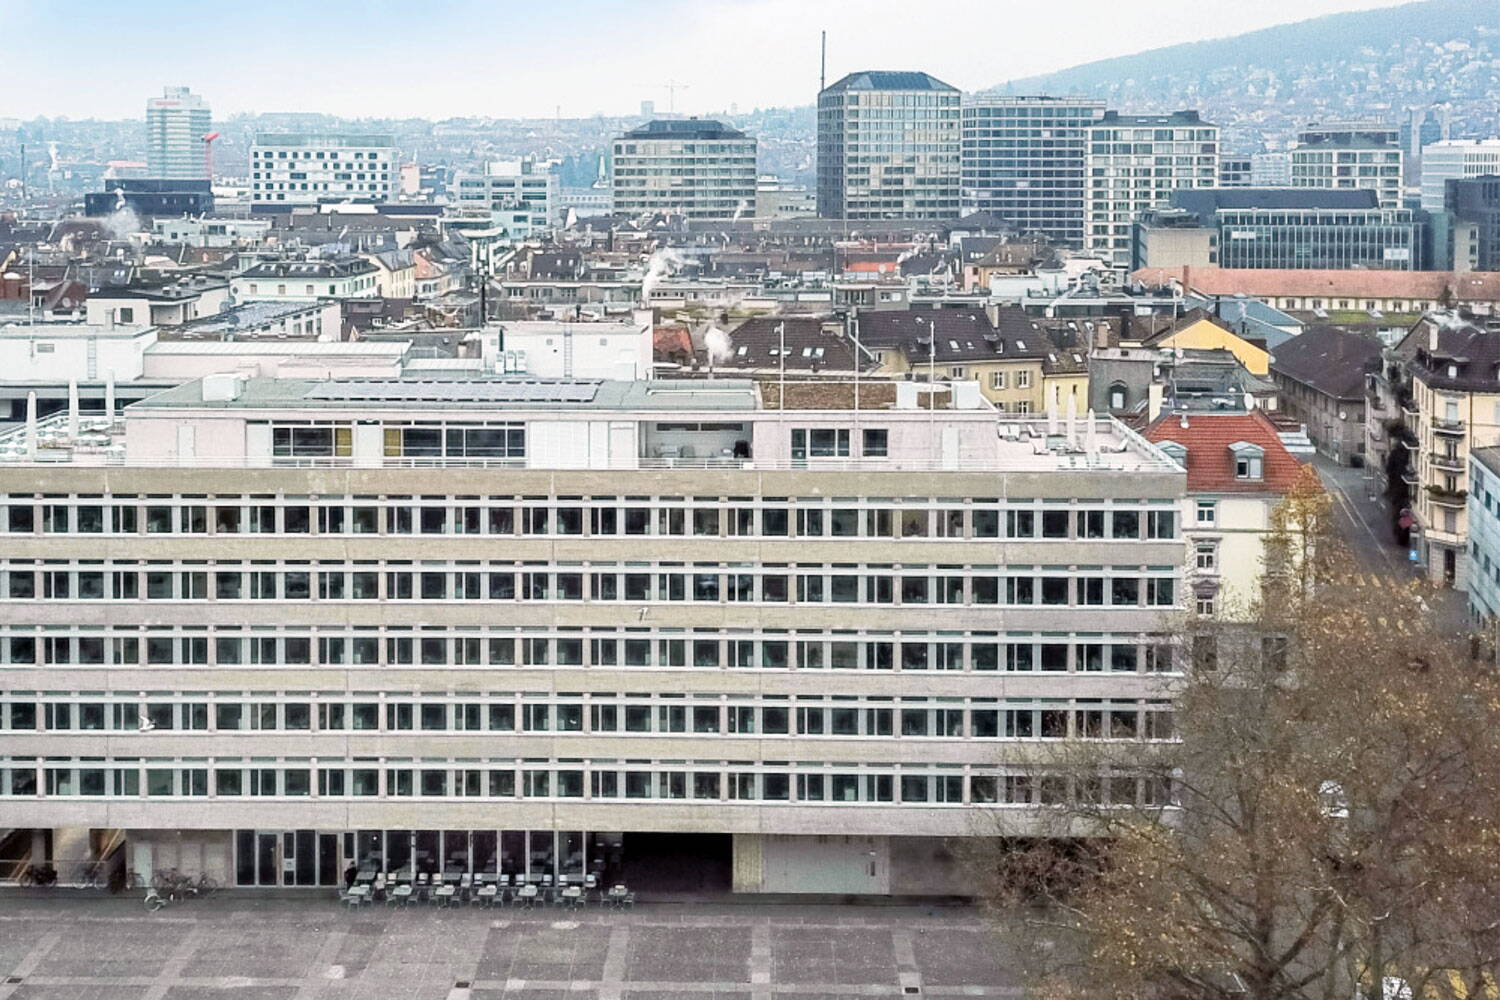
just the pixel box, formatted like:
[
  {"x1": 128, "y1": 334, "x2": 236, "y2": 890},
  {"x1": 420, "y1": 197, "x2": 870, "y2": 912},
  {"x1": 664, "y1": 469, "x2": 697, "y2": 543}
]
[{"x1": 820, "y1": 31, "x2": 827, "y2": 93}]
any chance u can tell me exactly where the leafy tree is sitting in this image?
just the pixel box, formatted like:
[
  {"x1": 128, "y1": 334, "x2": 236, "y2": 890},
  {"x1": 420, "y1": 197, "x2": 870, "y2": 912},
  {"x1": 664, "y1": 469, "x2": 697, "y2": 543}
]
[{"x1": 970, "y1": 486, "x2": 1500, "y2": 1000}]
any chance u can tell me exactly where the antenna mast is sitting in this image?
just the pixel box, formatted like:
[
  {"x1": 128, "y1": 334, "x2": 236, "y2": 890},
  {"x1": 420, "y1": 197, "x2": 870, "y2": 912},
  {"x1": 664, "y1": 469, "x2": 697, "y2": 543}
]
[{"x1": 820, "y1": 31, "x2": 827, "y2": 93}]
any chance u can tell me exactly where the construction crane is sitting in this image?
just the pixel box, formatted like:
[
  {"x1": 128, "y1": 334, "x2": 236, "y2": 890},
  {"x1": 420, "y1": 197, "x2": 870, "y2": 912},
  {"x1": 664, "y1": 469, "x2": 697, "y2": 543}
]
[
  {"x1": 661, "y1": 80, "x2": 689, "y2": 114},
  {"x1": 201, "y1": 132, "x2": 220, "y2": 181}
]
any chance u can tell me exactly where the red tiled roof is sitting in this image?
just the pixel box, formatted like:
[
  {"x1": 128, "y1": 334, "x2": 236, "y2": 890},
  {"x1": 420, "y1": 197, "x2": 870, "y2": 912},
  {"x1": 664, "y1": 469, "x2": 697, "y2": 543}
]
[
  {"x1": 1130, "y1": 266, "x2": 1500, "y2": 303},
  {"x1": 1144, "y1": 409, "x2": 1304, "y2": 494}
]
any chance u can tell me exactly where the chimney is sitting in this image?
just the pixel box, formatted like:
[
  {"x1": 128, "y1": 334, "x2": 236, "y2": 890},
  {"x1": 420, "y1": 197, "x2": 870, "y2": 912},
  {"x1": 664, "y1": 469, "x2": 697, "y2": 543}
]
[
  {"x1": 1179, "y1": 413, "x2": 1189, "y2": 429},
  {"x1": 1181, "y1": 264, "x2": 1189, "y2": 291},
  {"x1": 1429, "y1": 321, "x2": 1439, "y2": 353}
]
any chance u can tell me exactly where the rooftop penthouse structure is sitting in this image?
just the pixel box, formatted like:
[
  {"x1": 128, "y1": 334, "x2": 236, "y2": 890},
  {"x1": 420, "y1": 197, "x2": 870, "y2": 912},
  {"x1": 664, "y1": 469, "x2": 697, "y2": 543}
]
[{"x1": 0, "y1": 375, "x2": 1185, "y2": 895}]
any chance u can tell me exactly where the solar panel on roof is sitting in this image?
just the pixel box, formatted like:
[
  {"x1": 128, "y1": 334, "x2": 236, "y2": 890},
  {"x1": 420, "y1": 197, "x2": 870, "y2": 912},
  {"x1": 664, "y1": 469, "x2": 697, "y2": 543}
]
[{"x1": 304, "y1": 379, "x2": 601, "y2": 404}]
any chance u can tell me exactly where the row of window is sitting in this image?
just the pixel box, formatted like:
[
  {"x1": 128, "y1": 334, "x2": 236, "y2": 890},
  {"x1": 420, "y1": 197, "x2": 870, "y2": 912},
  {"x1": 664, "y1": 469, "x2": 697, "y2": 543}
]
[
  {"x1": 0, "y1": 497, "x2": 1181, "y2": 541},
  {"x1": 0, "y1": 564, "x2": 1179, "y2": 608},
  {"x1": 0, "y1": 759, "x2": 1173, "y2": 808},
  {"x1": 0, "y1": 631, "x2": 1178, "y2": 673},
  {"x1": 0, "y1": 696, "x2": 1172, "y2": 740}
]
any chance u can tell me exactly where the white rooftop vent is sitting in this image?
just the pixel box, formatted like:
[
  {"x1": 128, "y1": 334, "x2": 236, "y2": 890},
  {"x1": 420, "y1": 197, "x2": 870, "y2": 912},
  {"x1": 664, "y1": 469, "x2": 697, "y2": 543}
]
[{"x1": 202, "y1": 372, "x2": 248, "y2": 402}]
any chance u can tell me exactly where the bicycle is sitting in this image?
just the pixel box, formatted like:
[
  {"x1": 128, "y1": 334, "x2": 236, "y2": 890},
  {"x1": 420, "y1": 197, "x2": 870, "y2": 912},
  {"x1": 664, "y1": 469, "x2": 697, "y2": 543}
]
[
  {"x1": 144, "y1": 887, "x2": 168, "y2": 911},
  {"x1": 193, "y1": 873, "x2": 220, "y2": 898}
]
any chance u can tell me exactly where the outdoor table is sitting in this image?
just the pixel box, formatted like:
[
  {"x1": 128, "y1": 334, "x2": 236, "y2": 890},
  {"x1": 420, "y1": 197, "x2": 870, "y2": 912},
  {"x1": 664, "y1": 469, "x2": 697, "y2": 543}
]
[
  {"x1": 517, "y1": 884, "x2": 539, "y2": 908},
  {"x1": 434, "y1": 883, "x2": 457, "y2": 907},
  {"x1": 390, "y1": 883, "x2": 413, "y2": 906},
  {"x1": 607, "y1": 885, "x2": 628, "y2": 908},
  {"x1": 561, "y1": 886, "x2": 582, "y2": 908},
  {"x1": 476, "y1": 884, "x2": 498, "y2": 907}
]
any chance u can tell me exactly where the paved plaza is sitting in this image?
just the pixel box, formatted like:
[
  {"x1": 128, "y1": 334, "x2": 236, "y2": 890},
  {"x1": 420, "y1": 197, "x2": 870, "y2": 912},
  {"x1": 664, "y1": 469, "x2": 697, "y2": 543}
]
[{"x1": 0, "y1": 892, "x2": 1022, "y2": 1000}]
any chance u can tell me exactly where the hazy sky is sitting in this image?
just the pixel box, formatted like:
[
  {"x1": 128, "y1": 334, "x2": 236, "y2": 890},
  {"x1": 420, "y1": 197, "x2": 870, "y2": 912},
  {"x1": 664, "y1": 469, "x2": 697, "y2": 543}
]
[{"x1": 0, "y1": 0, "x2": 1413, "y2": 120}]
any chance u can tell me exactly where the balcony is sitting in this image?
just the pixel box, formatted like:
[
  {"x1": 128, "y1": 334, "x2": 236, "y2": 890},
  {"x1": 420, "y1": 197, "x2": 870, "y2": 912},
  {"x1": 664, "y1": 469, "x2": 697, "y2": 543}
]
[
  {"x1": 1433, "y1": 417, "x2": 1467, "y2": 437},
  {"x1": 1429, "y1": 452, "x2": 1466, "y2": 473},
  {"x1": 1401, "y1": 468, "x2": 1420, "y2": 488},
  {"x1": 1427, "y1": 485, "x2": 1469, "y2": 508},
  {"x1": 1400, "y1": 399, "x2": 1419, "y2": 418}
]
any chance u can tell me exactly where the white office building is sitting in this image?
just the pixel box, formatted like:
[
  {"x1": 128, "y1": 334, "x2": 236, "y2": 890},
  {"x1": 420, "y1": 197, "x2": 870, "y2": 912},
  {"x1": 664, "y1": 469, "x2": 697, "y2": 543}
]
[
  {"x1": 452, "y1": 160, "x2": 558, "y2": 229},
  {"x1": 146, "y1": 87, "x2": 212, "y2": 180},
  {"x1": 1290, "y1": 122, "x2": 1403, "y2": 210},
  {"x1": 0, "y1": 375, "x2": 1186, "y2": 895},
  {"x1": 612, "y1": 119, "x2": 758, "y2": 221},
  {"x1": 1420, "y1": 139, "x2": 1500, "y2": 212},
  {"x1": 250, "y1": 134, "x2": 395, "y2": 208}
]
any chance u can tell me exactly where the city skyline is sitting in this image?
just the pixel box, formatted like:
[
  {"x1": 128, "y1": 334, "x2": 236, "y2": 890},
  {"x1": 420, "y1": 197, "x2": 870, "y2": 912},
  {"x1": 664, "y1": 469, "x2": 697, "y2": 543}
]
[{"x1": 0, "y1": 0, "x2": 1412, "y2": 121}]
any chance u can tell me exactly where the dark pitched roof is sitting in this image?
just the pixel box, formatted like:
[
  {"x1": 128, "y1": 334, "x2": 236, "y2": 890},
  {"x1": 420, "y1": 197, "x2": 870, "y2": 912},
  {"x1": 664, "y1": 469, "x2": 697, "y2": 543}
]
[
  {"x1": 719, "y1": 316, "x2": 872, "y2": 372},
  {"x1": 821, "y1": 71, "x2": 957, "y2": 93},
  {"x1": 1269, "y1": 325, "x2": 1383, "y2": 400},
  {"x1": 1144, "y1": 410, "x2": 1304, "y2": 494},
  {"x1": 856, "y1": 307, "x2": 1051, "y2": 362},
  {"x1": 622, "y1": 118, "x2": 746, "y2": 140},
  {"x1": 1399, "y1": 315, "x2": 1500, "y2": 393}
]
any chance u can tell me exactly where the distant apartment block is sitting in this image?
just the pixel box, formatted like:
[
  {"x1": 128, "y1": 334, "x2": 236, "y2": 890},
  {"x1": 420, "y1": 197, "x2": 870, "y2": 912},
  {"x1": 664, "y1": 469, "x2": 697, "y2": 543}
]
[
  {"x1": 1218, "y1": 158, "x2": 1252, "y2": 187},
  {"x1": 250, "y1": 134, "x2": 395, "y2": 208},
  {"x1": 1290, "y1": 122, "x2": 1403, "y2": 210},
  {"x1": 1249, "y1": 153, "x2": 1292, "y2": 187},
  {"x1": 818, "y1": 71, "x2": 961, "y2": 221},
  {"x1": 146, "y1": 86, "x2": 211, "y2": 180},
  {"x1": 452, "y1": 159, "x2": 558, "y2": 228},
  {"x1": 960, "y1": 95, "x2": 1104, "y2": 246},
  {"x1": 1084, "y1": 111, "x2": 1220, "y2": 266},
  {"x1": 611, "y1": 119, "x2": 757, "y2": 221}
]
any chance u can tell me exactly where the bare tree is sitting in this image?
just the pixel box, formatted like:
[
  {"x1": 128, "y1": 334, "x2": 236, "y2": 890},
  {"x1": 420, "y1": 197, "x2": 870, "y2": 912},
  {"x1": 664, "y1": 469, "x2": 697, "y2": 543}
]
[{"x1": 970, "y1": 477, "x2": 1500, "y2": 1000}]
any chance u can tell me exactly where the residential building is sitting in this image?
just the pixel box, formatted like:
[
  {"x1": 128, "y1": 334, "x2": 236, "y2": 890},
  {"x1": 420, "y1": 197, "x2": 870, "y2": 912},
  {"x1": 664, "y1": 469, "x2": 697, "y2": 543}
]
[
  {"x1": 611, "y1": 119, "x2": 757, "y2": 221},
  {"x1": 1218, "y1": 158, "x2": 1253, "y2": 186},
  {"x1": 1132, "y1": 189, "x2": 1423, "y2": 271},
  {"x1": 230, "y1": 257, "x2": 380, "y2": 303},
  {"x1": 1419, "y1": 140, "x2": 1500, "y2": 212},
  {"x1": 452, "y1": 159, "x2": 558, "y2": 228},
  {"x1": 959, "y1": 95, "x2": 1104, "y2": 245},
  {"x1": 856, "y1": 307, "x2": 1054, "y2": 412},
  {"x1": 1290, "y1": 122, "x2": 1403, "y2": 210},
  {"x1": 1138, "y1": 311, "x2": 1270, "y2": 376},
  {"x1": 711, "y1": 316, "x2": 875, "y2": 379},
  {"x1": 1441, "y1": 175, "x2": 1500, "y2": 273},
  {"x1": 1466, "y1": 447, "x2": 1500, "y2": 625},
  {"x1": 151, "y1": 217, "x2": 273, "y2": 248},
  {"x1": 817, "y1": 72, "x2": 962, "y2": 221},
  {"x1": 1249, "y1": 153, "x2": 1292, "y2": 187},
  {"x1": 1387, "y1": 314, "x2": 1500, "y2": 586},
  {"x1": 250, "y1": 134, "x2": 396, "y2": 208},
  {"x1": 1145, "y1": 409, "x2": 1305, "y2": 617},
  {"x1": 1268, "y1": 325, "x2": 1383, "y2": 466},
  {"x1": 85, "y1": 276, "x2": 230, "y2": 327},
  {"x1": 1085, "y1": 111, "x2": 1220, "y2": 266},
  {"x1": 146, "y1": 86, "x2": 211, "y2": 180},
  {"x1": 0, "y1": 374, "x2": 1186, "y2": 894},
  {"x1": 363, "y1": 249, "x2": 417, "y2": 300},
  {"x1": 754, "y1": 177, "x2": 816, "y2": 219}
]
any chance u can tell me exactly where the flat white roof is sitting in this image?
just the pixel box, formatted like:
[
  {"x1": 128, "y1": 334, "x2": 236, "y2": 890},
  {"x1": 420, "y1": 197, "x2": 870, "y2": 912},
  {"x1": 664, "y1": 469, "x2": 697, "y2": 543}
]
[{"x1": 145, "y1": 341, "x2": 410, "y2": 357}]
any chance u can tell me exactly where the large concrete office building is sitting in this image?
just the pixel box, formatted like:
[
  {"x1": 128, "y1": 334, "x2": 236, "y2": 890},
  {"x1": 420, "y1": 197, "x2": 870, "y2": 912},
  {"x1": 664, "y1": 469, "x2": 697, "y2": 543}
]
[
  {"x1": 146, "y1": 86, "x2": 212, "y2": 181},
  {"x1": 1290, "y1": 122, "x2": 1403, "y2": 210},
  {"x1": 250, "y1": 134, "x2": 396, "y2": 209},
  {"x1": 1443, "y1": 175, "x2": 1500, "y2": 273},
  {"x1": 0, "y1": 375, "x2": 1185, "y2": 895},
  {"x1": 610, "y1": 119, "x2": 757, "y2": 221},
  {"x1": 818, "y1": 71, "x2": 962, "y2": 221},
  {"x1": 1084, "y1": 111, "x2": 1220, "y2": 266},
  {"x1": 960, "y1": 95, "x2": 1105, "y2": 246}
]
